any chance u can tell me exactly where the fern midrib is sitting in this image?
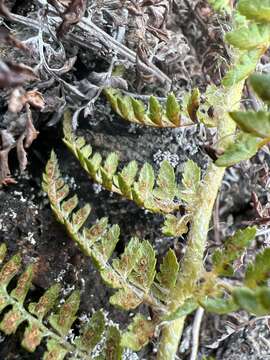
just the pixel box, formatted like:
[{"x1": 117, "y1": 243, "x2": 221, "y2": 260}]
[
  {"x1": 157, "y1": 81, "x2": 245, "y2": 360},
  {"x1": 48, "y1": 173, "x2": 167, "y2": 313},
  {"x1": 65, "y1": 217, "x2": 167, "y2": 313},
  {"x1": 0, "y1": 287, "x2": 92, "y2": 360},
  {"x1": 63, "y1": 137, "x2": 179, "y2": 215}
]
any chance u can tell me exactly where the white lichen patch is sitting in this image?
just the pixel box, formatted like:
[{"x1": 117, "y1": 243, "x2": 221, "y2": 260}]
[
  {"x1": 24, "y1": 231, "x2": 36, "y2": 245},
  {"x1": 153, "y1": 149, "x2": 180, "y2": 168}
]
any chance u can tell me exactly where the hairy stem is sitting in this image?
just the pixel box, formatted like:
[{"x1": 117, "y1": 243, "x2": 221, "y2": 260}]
[
  {"x1": 157, "y1": 317, "x2": 185, "y2": 360},
  {"x1": 157, "y1": 81, "x2": 244, "y2": 359}
]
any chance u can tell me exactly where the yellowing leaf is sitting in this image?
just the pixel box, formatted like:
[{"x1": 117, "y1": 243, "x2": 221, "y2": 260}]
[
  {"x1": 182, "y1": 159, "x2": 201, "y2": 190},
  {"x1": 112, "y1": 237, "x2": 142, "y2": 280},
  {"x1": 109, "y1": 288, "x2": 142, "y2": 310},
  {"x1": 121, "y1": 314, "x2": 155, "y2": 351},
  {"x1": 22, "y1": 324, "x2": 43, "y2": 352},
  {"x1": 129, "y1": 241, "x2": 156, "y2": 291},
  {"x1": 49, "y1": 290, "x2": 80, "y2": 336},
  {"x1": 44, "y1": 340, "x2": 67, "y2": 360},
  {"x1": 28, "y1": 284, "x2": 61, "y2": 320},
  {"x1": 104, "y1": 153, "x2": 119, "y2": 177},
  {"x1": 11, "y1": 265, "x2": 33, "y2": 304},
  {"x1": 162, "y1": 214, "x2": 190, "y2": 237},
  {"x1": 133, "y1": 163, "x2": 155, "y2": 208},
  {"x1": 131, "y1": 98, "x2": 146, "y2": 123},
  {"x1": 75, "y1": 310, "x2": 105, "y2": 352}
]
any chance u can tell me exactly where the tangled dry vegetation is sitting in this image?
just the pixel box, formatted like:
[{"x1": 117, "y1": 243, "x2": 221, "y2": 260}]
[
  {"x1": 1, "y1": 1, "x2": 270, "y2": 360},
  {"x1": 0, "y1": 0, "x2": 229, "y2": 185}
]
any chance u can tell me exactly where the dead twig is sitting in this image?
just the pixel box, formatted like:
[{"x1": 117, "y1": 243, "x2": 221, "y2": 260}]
[
  {"x1": 9, "y1": 8, "x2": 172, "y2": 88},
  {"x1": 190, "y1": 307, "x2": 204, "y2": 360}
]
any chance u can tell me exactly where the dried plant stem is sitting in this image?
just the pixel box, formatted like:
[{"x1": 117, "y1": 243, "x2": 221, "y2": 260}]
[
  {"x1": 157, "y1": 81, "x2": 244, "y2": 360},
  {"x1": 10, "y1": 11, "x2": 171, "y2": 88},
  {"x1": 190, "y1": 307, "x2": 204, "y2": 360}
]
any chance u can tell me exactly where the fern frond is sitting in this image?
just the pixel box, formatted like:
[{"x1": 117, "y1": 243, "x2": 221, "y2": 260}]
[
  {"x1": 104, "y1": 88, "x2": 200, "y2": 128},
  {"x1": 208, "y1": 0, "x2": 232, "y2": 13},
  {"x1": 62, "y1": 112, "x2": 181, "y2": 214},
  {"x1": 215, "y1": 132, "x2": 262, "y2": 167},
  {"x1": 200, "y1": 296, "x2": 239, "y2": 315},
  {"x1": 152, "y1": 249, "x2": 179, "y2": 302},
  {"x1": 200, "y1": 283, "x2": 270, "y2": 316},
  {"x1": 244, "y1": 248, "x2": 270, "y2": 288},
  {"x1": 0, "y1": 243, "x2": 122, "y2": 359},
  {"x1": 212, "y1": 227, "x2": 257, "y2": 276},
  {"x1": 216, "y1": 72, "x2": 270, "y2": 167},
  {"x1": 43, "y1": 152, "x2": 181, "y2": 314},
  {"x1": 223, "y1": 0, "x2": 270, "y2": 87},
  {"x1": 121, "y1": 314, "x2": 155, "y2": 351},
  {"x1": 233, "y1": 286, "x2": 270, "y2": 316},
  {"x1": 238, "y1": 0, "x2": 270, "y2": 22}
]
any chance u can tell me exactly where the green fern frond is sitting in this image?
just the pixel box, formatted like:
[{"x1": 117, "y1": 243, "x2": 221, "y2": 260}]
[
  {"x1": 212, "y1": 227, "x2": 257, "y2": 276},
  {"x1": 244, "y1": 248, "x2": 270, "y2": 288},
  {"x1": 208, "y1": 0, "x2": 232, "y2": 13},
  {"x1": 121, "y1": 314, "x2": 155, "y2": 351},
  {"x1": 0, "y1": 243, "x2": 122, "y2": 359},
  {"x1": 238, "y1": 0, "x2": 270, "y2": 22},
  {"x1": 223, "y1": 0, "x2": 270, "y2": 87},
  {"x1": 233, "y1": 286, "x2": 270, "y2": 316},
  {"x1": 249, "y1": 73, "x2": 270, "y2": 104},
  {"x1": 104, "y1": 88, "x2": 201, "y2": 128},
  {"x1": 216, "y1": 72, "x2": 270, "y2": 167},
  {"x1": 62, "y1": 112, "x2": 181, "y2": 214},
  {"x1": 162, "y1": 159, "x2": 201, "y2": 237},
  {"x1": 215, "y1": 132, "x2": 262, "y2": 167},
  {"x1": 200, "y1": 296, "x2": 239, "y2": 315},
  {"x1": 42, "y1": 153, "x2": 195, "y2": 350},
  {"x1": 152, "y1": 249, "x2": 179, "y2": 302},
  {"x1": 43, "y1": 152, "x2": 184, "y2": 315}
]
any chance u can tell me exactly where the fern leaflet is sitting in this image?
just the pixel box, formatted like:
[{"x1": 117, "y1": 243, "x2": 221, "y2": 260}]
[
  {"x1": 62, "y1": 112, "x2": 181, "y2": 214},
  {"x1": 0, "y1": 243, "x2": 122, "y2": 359}
]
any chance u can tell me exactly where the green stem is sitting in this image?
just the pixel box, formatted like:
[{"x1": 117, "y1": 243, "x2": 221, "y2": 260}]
[
  {"x1": 157, "y1": 82, "x2": 244, "y2": 360},
  {"x1": 157, "y1": 317, "x2": 185, "y2": 360}
]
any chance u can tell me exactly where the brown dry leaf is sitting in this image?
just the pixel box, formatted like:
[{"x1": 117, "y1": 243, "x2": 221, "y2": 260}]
[
  {"x1": 9, "y1": 89, "x2": 45, "y2": 113},
  {"x1": 0, "y1": 61, "x2": 38, "y2": 88},
  {"x1": 136, "y1": 43, "x2": 156, "y2": 83},
  {"x1": 9, "y1": 88, "x2": 26, "y2": 113},
  {"x1": 0, "y1": 130, "x2": 16, "y2": 186},
  {"x1": 57, "y1": 0, "x2": 87, "y2": 37},
  {"x1": 25, "y1": 104, "x2": 39, "y2": 148},
  {"x1": 16, "y1": 133, "x2": 27, "y2": 172},
  {"x1": 25, "y1": 90, "x2": 45, "y2": 110},
  {"x1": 0, "y1": 26, "x2": 29, "y2": 52}
]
